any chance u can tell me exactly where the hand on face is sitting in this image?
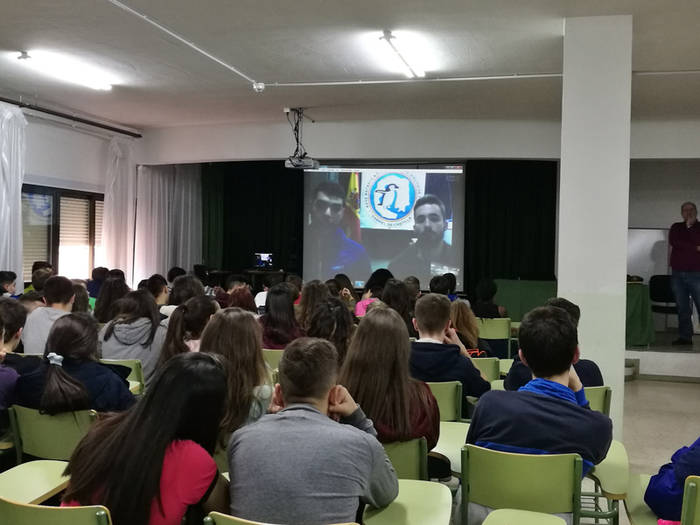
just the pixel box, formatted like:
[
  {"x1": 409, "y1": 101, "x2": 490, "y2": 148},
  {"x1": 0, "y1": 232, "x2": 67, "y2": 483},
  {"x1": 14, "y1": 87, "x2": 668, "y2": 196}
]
[{"x1": 328, "y1": 385, "x2": 358, "y2": 419}]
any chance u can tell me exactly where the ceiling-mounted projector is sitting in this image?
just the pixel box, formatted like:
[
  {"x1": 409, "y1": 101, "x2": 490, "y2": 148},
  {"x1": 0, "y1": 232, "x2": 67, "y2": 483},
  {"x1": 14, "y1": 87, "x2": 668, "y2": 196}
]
[{"x1": 285, "y1": 156, "x2": 320, "y2": 169}]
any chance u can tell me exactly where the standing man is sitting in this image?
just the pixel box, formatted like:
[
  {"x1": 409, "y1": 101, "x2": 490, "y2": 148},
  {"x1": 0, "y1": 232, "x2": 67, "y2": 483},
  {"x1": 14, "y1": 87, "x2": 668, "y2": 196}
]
[
  {"x1": 669, "y1": 201, "x2": 700, "y2": 345},
  {"x1": 306, "y1": 182, "x2": 372, "y2": 282}
]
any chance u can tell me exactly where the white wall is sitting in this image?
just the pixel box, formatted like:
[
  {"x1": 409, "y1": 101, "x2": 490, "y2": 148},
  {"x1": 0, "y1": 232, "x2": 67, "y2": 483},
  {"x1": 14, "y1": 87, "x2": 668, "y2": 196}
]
[
  {"x1": 24, "y1": 117, "x2": 110, "y2": 193},
  {"x1": 629, "y1": 159, "x2": 700, "y2": 229}
]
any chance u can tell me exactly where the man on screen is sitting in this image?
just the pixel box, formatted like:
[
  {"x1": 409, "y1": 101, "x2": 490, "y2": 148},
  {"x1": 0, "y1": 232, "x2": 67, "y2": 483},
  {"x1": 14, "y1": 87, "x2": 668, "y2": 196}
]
[
  {"x1": 388, "y1": 194, "x2": 459, "y2": 284},
  {"x1": 307, "y1": 182, "x2": 371, "y2": 281}
]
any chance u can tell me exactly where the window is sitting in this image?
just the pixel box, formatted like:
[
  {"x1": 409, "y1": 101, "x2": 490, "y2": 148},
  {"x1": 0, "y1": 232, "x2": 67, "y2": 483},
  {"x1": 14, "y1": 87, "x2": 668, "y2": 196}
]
[{"x1": 21, "y1": 185, "x2": 104, "y2": 281}]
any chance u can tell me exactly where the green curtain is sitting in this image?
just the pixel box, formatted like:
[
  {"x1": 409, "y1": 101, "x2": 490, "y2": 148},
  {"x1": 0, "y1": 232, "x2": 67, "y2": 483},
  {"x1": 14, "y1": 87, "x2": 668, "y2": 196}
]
[
  {"x1": 201, "y1": 161, "x2": 304, "y2": 274},
  {"x1": 465, "y1": 160, "x2": 558, "y2": 297}
]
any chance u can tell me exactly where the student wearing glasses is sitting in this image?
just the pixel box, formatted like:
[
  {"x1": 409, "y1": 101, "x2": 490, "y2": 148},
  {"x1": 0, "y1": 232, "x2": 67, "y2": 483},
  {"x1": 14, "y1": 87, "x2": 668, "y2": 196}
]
[{"x1": 305, "y1": 182, "x2": 371, "y2": 282}]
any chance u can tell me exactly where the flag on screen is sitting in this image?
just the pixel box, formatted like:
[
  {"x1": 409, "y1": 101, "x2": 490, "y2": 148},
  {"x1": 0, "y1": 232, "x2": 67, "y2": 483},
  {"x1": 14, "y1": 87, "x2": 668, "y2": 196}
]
[{"x1": 343, "y1": 172, "x2": 362, "y2": 242}]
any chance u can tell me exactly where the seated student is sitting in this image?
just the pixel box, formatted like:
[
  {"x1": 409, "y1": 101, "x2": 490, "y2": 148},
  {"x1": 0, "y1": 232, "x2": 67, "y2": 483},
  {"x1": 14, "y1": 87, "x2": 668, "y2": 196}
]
[
  {"x1": 86, "y1": 266, "x2": 108, "y2": 299},
  {"x1": 467, "y1": 306, "x2": 612, "y2": 477},
  {"x1": 444, "y1": 272, "x2": 458, "y2": 301},
  {"x1": 23, "y1": 261, "x2": 54, "y2": 294},
  {"x1": 355, "y1": 268, "x2": 393, "y2": 317},
  {"x1": 258, "y1": 284, "x2": 305, "y2": 349},
  {"x1": 403, "y1": 275, "x2": 422, "y2": 316},
  {"x1": 100, "y1": 290, "x2": 167, "y2": 385},
  {"x1": 504, "y1": 297, "x2": 604, "y2": 391},
  {"x1": 307, "y1": 297, "x2": 355, "y2": 365},
  {"x1": 62, "y1": 352, "x2": 230, "y2": 525},
  {"x1": 159, "y1": 296, "x2": 218, "y2": 364},
  {"x1": 429, "y1": 274, "x2": 451, "y2": 296},
  {"x1": 94, "y1": 277, "x2": 130, "y2": 324},
  {"x1": 450, "y1": 299, "x2": 493, "y2": 357},
  {"x1": 254, "y1": 274, "x2": 283, "y2": 311},
  {"x1": 15, "y1": 313, "x2": 135, "y2": 413},
  {"x1": 334, "y1": 273, "x2": 359, "y2": 311},
  {"x1": 213, "y1": 274, "x2": 248, "y2": 309},
  {"x1": 18, "y1": 291, "x2": 45, "y2": 314},
  {"x1": 340, "y1": 308, "x2": 439, "y2": 449},
  {"x1": 382, "y1": 279, "x2": 418, "y2": 338},
  {"x1": 228, "y1": 337, "x2": 398, "y2": 524},
  {"x1": 296, "y1": 280, "x2": 330, "y2": 331},
  {"x1": 0, "y1": 271, "x2": 17, "y2": 298},
  {"x1": 410, "y1": 293, "x2": 490, "y2": 411},
  {"x1": 21, "y1": 276, "x2": 74, "y2": 355},
  {"x1": 200, "y1": 308, "x2": 272, "y2": 432},
  {"x1": 146, "y1": 274, "x2": 170, "y2": 309},
  {"x1": 0, "y1": 298, "x2": 27, "y2": 411},
  {"x1": 228, "y1": 287, "x2": 258, "y2": 314},
  {"x1": 162, "y1": 275, "x2": 205, "y2": 318},
  {"x1": 645, "y1": 436, "x2": 700, "y2": 522},
  {"x1": 166, "y1": 265, "x2": 187, "y2": 289},
  {"x1": 71, "y1": 283, "x2": 91, "y2": 313},
  {"x1": 472, "y1": 278, "x2": 507, "y2": 319},
  {"x1": 285, "y1": 274, "x2": 303, "y2": 305}
]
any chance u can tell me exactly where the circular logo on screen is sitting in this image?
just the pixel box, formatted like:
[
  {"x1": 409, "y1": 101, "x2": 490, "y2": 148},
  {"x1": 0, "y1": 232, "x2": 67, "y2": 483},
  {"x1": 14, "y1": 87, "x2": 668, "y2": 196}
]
[{"x1": 369, "y1": 173, "x2": 416, "y2": 223}]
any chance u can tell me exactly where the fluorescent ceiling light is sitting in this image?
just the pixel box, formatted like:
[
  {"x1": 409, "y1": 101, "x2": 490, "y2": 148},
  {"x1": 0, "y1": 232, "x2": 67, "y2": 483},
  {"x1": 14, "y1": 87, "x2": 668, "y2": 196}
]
[
  {"x1": 379, "y1": 30, "x2": 425, "y2": 78},
  {"x1": 16, "y1": 50, "x2": 118, "y2": 90}
]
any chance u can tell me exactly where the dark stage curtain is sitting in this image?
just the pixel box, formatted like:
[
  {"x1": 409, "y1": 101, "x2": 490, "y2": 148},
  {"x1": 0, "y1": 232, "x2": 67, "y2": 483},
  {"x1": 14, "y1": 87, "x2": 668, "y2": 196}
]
[
  {"x1": 464, "y1": 160, "x2": 558, "y2": 297},
  {"x1": 201, "y1": 161, "x2": 304, "y2": 274}
]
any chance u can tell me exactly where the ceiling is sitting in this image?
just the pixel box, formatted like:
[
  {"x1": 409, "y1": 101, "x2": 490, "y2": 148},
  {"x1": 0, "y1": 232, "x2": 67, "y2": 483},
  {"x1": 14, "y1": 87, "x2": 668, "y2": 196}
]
[{"x1": 1, "y1": 0, "x2": 700, "y2": 129}]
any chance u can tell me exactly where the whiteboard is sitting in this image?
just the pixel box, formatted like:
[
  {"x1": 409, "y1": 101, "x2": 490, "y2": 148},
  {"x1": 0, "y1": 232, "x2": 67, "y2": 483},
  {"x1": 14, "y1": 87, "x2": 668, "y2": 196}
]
[{"x1": 627, "y1": 228, "x2": 669, "y2": 283}]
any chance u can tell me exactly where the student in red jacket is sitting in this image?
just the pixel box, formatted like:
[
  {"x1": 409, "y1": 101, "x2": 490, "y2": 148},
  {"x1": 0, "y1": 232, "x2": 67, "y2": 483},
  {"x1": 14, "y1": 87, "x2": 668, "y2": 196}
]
[{"x1": 339, "y1": 307, "x2": 440, "y2": 449}]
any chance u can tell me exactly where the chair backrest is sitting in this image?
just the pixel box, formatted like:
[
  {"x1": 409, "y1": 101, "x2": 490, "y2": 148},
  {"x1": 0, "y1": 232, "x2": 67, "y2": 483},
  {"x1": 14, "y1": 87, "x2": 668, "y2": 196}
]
[
  {"x1": 204, "y1": 512, "x2": 358, "y2": 524},
  {"x1": 477, "y1": 318, "x2": 511, "y2": 340},
  {"x1": 382, "y1": 438, "x2": 428, "y2": 480},
  {"x1": 584, "y1": 386, "x2": 612, "y2": 416},
  {"x1": 0, "y1": 496, "x2": 112, "y2": 525},
  {"x1": 462, "y1": 445, "x2": 582, "y2": 525},
  {"x1": 472, "y1": 358, "x2": 500, "y2": 382},
  {"x1": 426, "y1": 381, "x2": 463, "y2": 421},
  {"x1": 490, "y1": 379, "x2": 504, "y2": 391},
  {"x1": 9, "y1": 405, "x2": 97, "y2": 462},
  {"x1": 682, "y1": 475, "x2": 700, "y2": 525},
  {"x1": 649, "y1": 275, "x2": 675, "y2": 303},
  {"x1": 262, "y1": 349, "x2": 284, "y2": 371},
  {"x1": 99, "y1": 358, "x2": 144, "y2": 395}
]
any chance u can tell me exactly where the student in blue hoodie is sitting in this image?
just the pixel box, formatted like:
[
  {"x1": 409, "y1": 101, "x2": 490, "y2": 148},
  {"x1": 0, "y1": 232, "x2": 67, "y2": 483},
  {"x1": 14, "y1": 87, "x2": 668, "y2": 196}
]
[{"x1": 409, "y1": 293, "x2": 490, "y2": 417}]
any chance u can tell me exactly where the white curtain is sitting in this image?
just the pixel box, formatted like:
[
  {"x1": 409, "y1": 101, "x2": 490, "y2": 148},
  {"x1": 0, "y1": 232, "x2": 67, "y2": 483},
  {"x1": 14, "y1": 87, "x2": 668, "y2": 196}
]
[
  {"x1": 103, "y1": 138, "x2": 137, "y2": 285},
  {"x1": 133, "y1": 164, "x2": 202, "y2": 284},
  {"x1": 0, "y1": 102, "x2": 27, "y2": 284}
]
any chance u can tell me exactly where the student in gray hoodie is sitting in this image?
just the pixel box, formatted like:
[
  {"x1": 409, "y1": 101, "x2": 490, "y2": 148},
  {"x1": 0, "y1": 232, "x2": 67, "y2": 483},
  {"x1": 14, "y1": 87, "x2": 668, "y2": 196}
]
[
  {"x1": 100, "y1": 289, "x2": 166, "y2": 386},
  {"x1": 21, "y1": 276, "x2": 74, "y2": 355}
]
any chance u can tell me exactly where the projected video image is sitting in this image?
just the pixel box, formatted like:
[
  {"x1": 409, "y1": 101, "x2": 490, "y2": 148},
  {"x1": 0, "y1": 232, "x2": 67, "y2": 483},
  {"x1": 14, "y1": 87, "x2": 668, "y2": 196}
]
[{"x1": 303, "y1": 166, "x2": 465, "y2": 289}]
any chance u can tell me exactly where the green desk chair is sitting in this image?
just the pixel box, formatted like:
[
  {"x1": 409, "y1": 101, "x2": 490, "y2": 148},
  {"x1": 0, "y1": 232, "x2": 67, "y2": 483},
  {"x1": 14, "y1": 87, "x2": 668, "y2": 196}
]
[
  {"x1": 477, "y1": 318, "x2": 512, "y2": 358},
  {"x1": 204, "y1": 512, "x2": 357, "y2": 524},
  {"x1": 99, "y1": 358, "x2": 144, "y2": 395},
  {"x1": 490, "y1": 379, "x2": 504, "y2": 391},
  {"x1": 585, "y1": 386, "x2": 612, "y2": 416},
  {"x1": 426, "y1": 381, "x2": 464, "y2": 422},
  {"x1": 432, "y1": 422, "x2": 470, "y2": 475},
  {"x1": 483, "y1": 508, "x2": 567, "y2": 525},
  {"x1": 498, "y1": 359, "x2": 513, "y2": 377},
  {"x1": 471, "y1": 358, "x2": 500, "y2": 382},
  {"x1": 382, "y1": 438, "x2": 428, "y2": 480},
  {"x1": 682, "y1": 475, "x2": 700, "y2": 525},
  {"x1": 0, "y1": 460, "x2": 69, "y2": 504},
  {"x1": 8, "y1": 406, "x2": 97, "y2": 463},
  {"x1": 364, "y1": 479, "x2": 452, "y2": 525},
  {"x1": 623, "y1": 474, "x2": 657, "y2": 525},
  {"x1": 262, "y1": 349, "x2": 284, "y2": 371},
  {"x1": 0, "y1": 496, "x2": 112, "y2": 524},
  {"x1": 462, "y1": 444, "x2": 582, "y2": 525}
]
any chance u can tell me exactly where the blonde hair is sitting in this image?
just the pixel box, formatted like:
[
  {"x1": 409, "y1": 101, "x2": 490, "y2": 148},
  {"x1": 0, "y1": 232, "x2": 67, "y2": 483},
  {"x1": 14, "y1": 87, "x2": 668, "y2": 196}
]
[{"x1": 450, "y1": 300, "x2": 479, "y2": 349}]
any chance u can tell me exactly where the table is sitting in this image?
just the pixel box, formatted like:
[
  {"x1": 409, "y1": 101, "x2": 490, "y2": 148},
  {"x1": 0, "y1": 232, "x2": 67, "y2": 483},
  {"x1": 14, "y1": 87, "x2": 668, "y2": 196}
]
[
  {"x1": 626, "y1": 283, "x2": 655, "y2": 347},
  {"x1": 0, "y1": 460, "x2": 69, "y2": 504},
  {"x1": 432, "y1": 421, "x2": 469, "y2": 474},
  {"x1": 589, "y1": 439, "x2": 629, "y2": 499},
  {"x1": 364, "y1": 479, "x2": 452, "y2": 525}
]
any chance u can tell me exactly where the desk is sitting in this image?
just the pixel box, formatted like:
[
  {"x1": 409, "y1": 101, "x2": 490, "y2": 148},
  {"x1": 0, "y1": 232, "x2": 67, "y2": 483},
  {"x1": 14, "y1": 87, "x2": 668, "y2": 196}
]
[
  {"x1": 0, "y1": 460, "x2": 69, "y2": 504},
  {"x1": 364, "y1": 479, "x2": 452, "y2": 525},
  {"x1": 590, "y1": 439, "x2": 629, "y2": 499},
  {"x1": 432, "y1": 421, "x2": 469, "y2": 474},
  {"x1": 626, "y1": 283, "x2": 655, "y2": 347}
]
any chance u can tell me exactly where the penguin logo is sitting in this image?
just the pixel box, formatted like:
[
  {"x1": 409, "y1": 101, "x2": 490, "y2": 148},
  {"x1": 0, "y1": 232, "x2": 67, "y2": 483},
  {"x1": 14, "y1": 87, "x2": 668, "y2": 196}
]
[{"x1": 369, "y1": 173, "x2": 416, "y2": 222}]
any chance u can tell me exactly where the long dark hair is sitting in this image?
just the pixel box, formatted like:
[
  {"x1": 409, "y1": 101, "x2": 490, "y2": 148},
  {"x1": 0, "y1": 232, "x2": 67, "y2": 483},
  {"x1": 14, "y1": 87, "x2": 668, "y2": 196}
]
[
  {"x1": 104, "y1": 290, "x2": 160, "y2": 347},
  {"x1": 40, "y1": 313, "x2": 97, "y2": 415},
  {"x1": 261, "y1": 284, "x2": 301, "y2": 346},
  {"x1": 159, "y1": 296, "x2": 217, "y2": 365},
  {"x1": 297, "y1": 280, "x2": 330, "y2": 330},
  {"x1": 339, "y1": 308, "x2": 425, "y2": 439},
  {"x1": 334, "y1": 273, "x2": 359, "y2": 301},
  {"x1": 382, "y1": 279, "x2": 415, "y2": 336},
  {"x1": 168, "y1": 275, "x2": 205, "y2": 306},
  {"x1": 200, "y1": 308, "x2": 267, "y2": 433},
  {"x1": 63, "y1": 353, "x2": 227, "y2": 525},
  {"x1": 94, "y1": 277, "x2": 130, "y2": 323},
  {"x1": 307, "y1": 298, "x2": 355, "y2": 365},
  {"x1": 362, "y1": 268, "x2": 393, "y2": 298}
]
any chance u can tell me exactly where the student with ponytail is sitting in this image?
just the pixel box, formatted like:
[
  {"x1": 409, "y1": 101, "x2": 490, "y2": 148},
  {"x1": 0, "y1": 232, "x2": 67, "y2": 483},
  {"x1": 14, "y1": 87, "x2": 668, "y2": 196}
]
[
  {"x1": 159, "y1": 296, "x2": 218, "y2": 365},
  {"x1": 15, "y1": 313, "x2": 134, "y2": 414}
]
